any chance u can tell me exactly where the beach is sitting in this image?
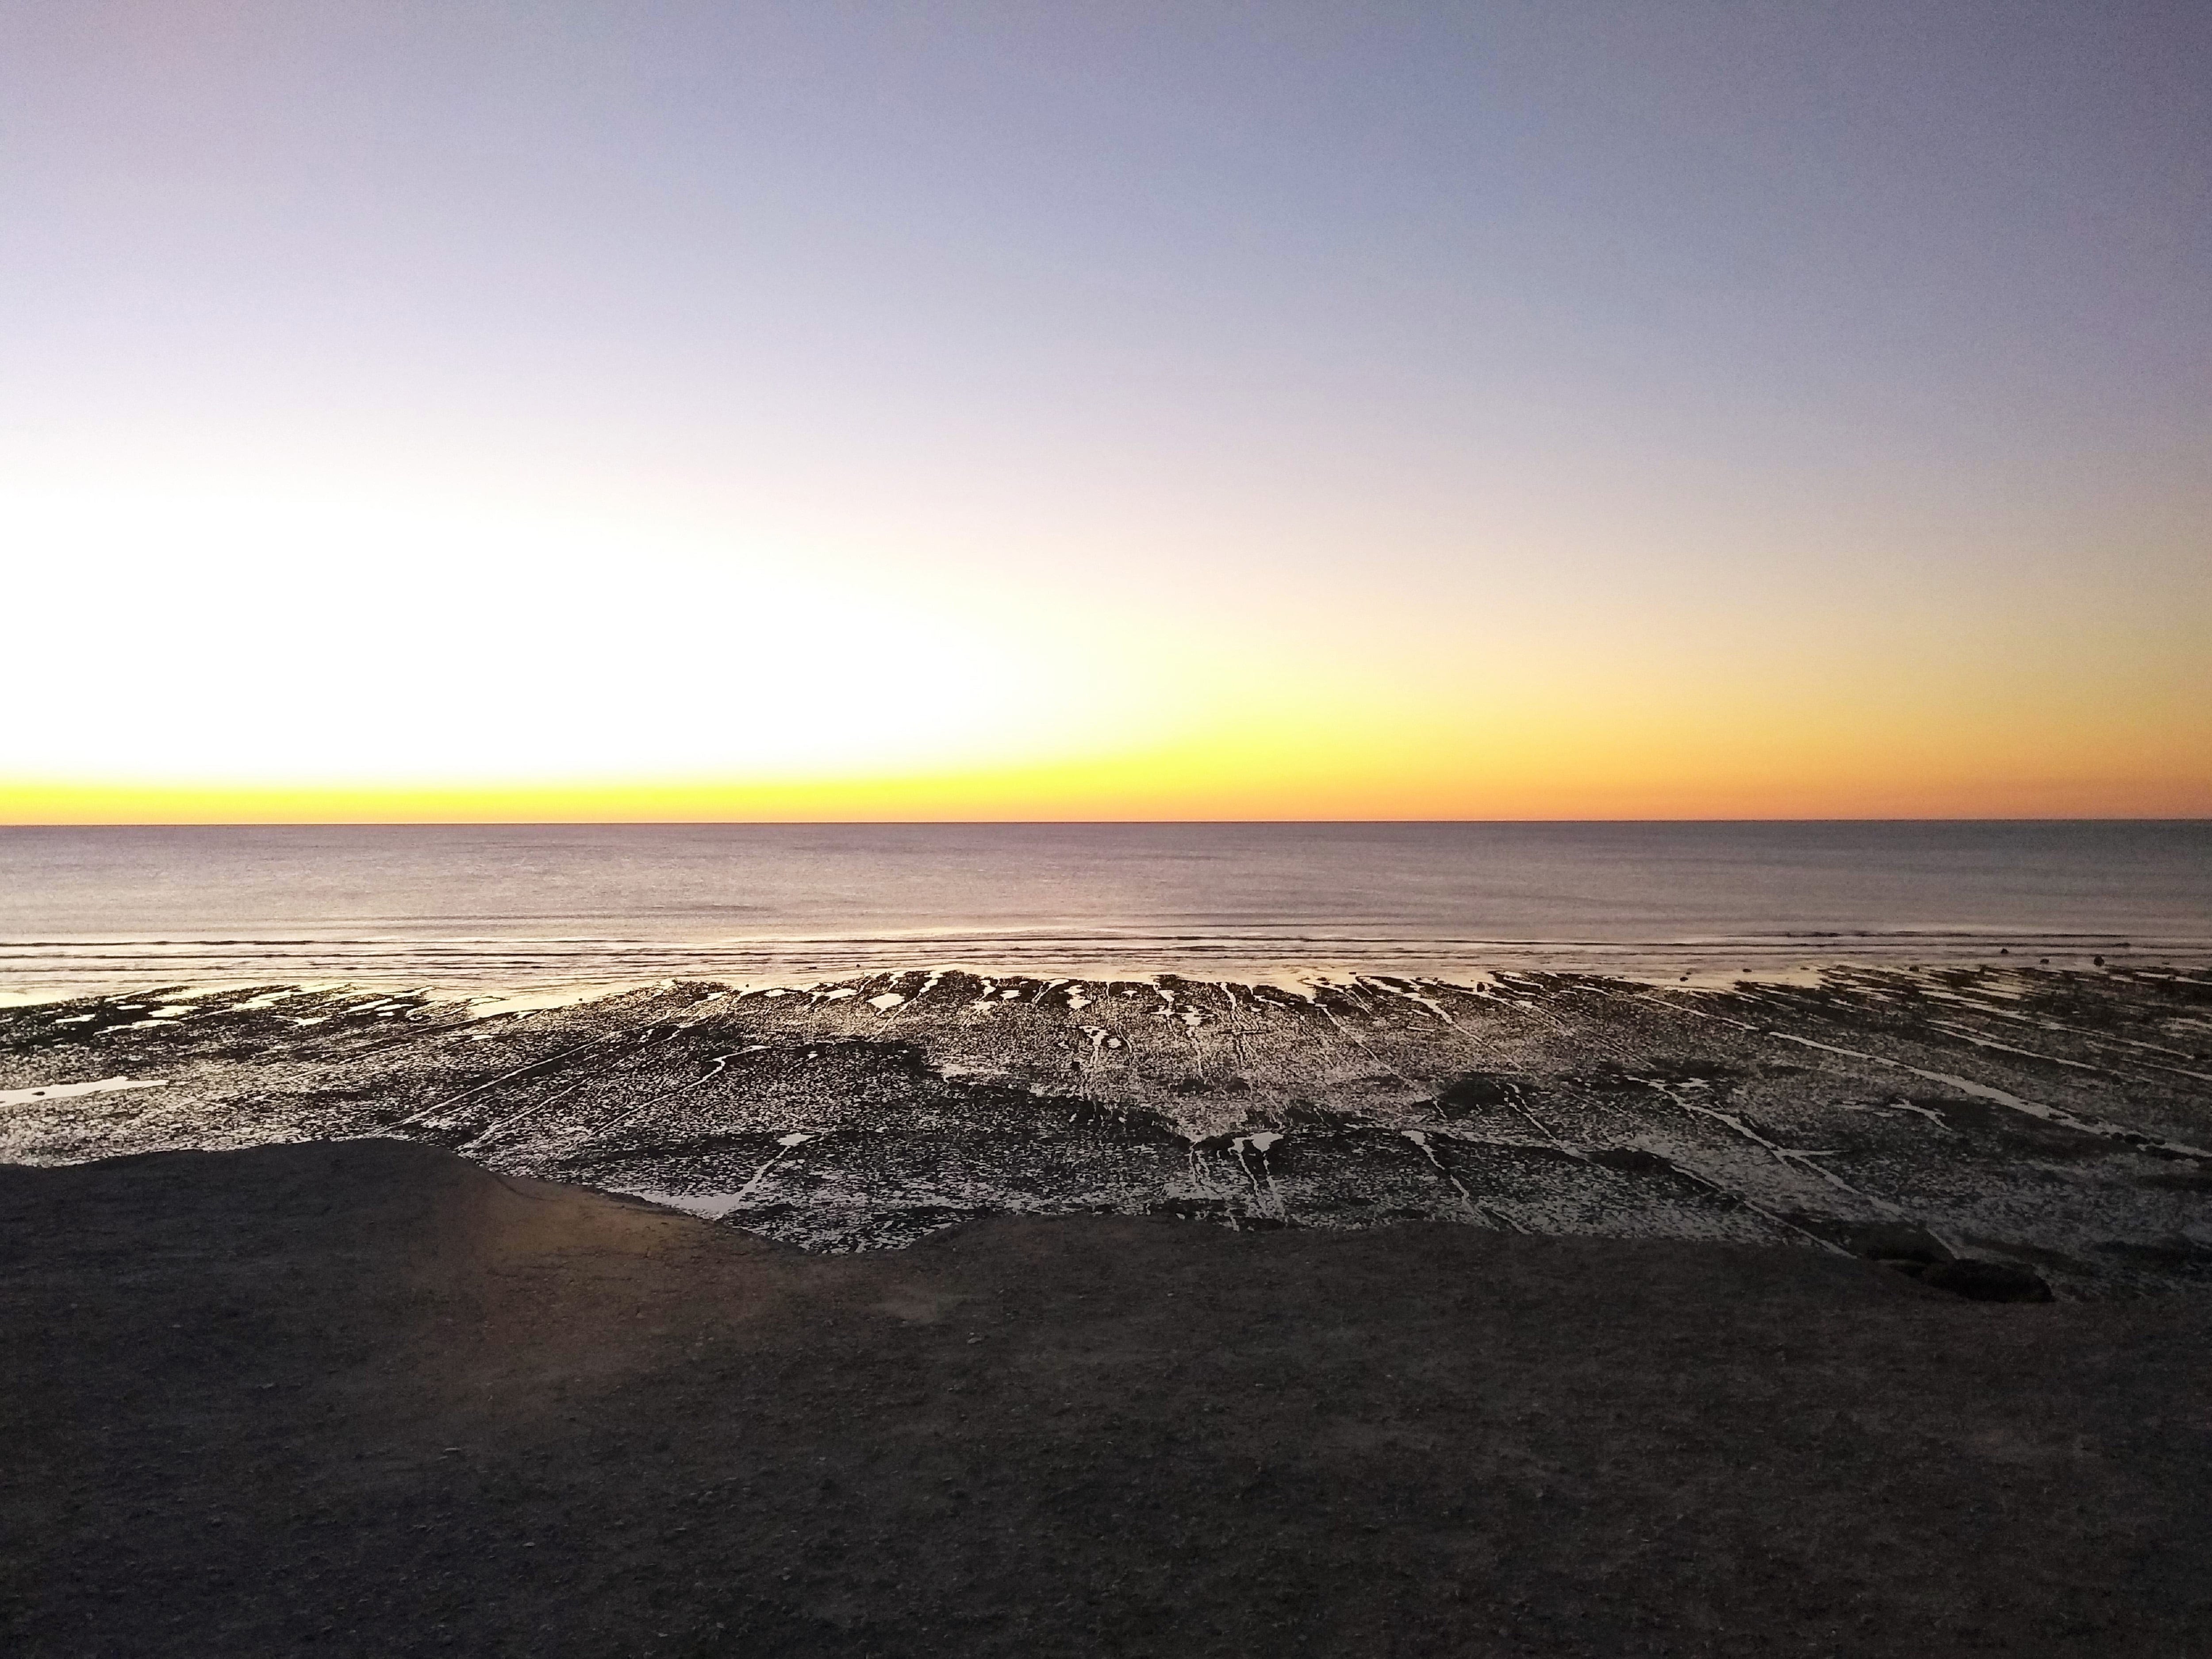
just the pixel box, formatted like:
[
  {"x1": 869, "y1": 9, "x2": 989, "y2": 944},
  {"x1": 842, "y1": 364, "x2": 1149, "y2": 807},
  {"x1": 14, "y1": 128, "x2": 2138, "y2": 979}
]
[{"x1": 4, "y1": 830, "x2": 2210, "y2": 1653}]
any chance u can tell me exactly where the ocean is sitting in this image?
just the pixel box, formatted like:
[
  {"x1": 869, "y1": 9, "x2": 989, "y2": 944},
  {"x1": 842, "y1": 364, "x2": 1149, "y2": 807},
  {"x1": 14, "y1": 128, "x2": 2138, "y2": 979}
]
[{"x1": 2, "y1": 821, "x2": 2207, "y2": 999}]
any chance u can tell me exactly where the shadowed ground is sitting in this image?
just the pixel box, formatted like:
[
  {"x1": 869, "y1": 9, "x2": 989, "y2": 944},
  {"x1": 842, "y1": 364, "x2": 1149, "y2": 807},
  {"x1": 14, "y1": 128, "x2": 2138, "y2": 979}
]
[{"x1": 4, "y1": 1138, "x2": 2209, "y2": 1657}]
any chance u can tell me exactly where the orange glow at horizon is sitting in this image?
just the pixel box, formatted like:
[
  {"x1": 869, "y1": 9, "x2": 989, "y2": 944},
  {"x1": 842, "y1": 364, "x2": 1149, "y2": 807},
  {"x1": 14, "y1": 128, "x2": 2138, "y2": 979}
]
[
  {"x1": 8, "y1": 447, "x2": 2208, "y2": 826},
  {"x1": 8, "y1": 695, "x2": 2207, "y2": 826}
]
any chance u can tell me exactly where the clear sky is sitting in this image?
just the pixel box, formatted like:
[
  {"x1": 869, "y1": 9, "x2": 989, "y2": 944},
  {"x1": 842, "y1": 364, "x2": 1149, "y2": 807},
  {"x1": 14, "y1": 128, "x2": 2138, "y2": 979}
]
[{"x1": 5, "y1": 1, "x2": 2208, "y2": 821}]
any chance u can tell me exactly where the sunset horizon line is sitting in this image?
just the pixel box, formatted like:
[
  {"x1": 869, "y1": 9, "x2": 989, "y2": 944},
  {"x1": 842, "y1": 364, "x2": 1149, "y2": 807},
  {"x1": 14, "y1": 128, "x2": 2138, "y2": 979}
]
[{"x1": 6, "y1": 813, "x2": 2204, "y2": 828}]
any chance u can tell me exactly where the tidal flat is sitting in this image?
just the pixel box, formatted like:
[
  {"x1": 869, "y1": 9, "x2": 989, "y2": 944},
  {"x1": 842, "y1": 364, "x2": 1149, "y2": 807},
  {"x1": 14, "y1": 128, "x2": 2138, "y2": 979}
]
[{"x1": 3, "y1": 964, "x2": 2208, "y2": 1293}]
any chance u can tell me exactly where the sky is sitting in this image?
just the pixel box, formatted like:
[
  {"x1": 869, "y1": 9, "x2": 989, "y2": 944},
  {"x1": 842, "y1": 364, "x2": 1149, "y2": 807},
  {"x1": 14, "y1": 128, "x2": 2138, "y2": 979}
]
[{"x1": 4, "y1": 0, "x2": 2208, "y2": 821}]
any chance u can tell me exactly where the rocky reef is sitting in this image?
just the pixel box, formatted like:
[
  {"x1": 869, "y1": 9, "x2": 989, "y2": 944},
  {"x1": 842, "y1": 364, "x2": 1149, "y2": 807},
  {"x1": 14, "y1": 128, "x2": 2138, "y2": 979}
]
[{"x1": 4, "y1": 964, "x2": 2207, "y2": 1294}]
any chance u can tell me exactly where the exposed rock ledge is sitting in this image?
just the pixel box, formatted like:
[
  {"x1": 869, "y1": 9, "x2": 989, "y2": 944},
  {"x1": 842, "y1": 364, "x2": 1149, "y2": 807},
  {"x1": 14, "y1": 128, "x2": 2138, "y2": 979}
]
[{"x1": 3, "y1": 963, "x2": 2207, "y2": 1294}]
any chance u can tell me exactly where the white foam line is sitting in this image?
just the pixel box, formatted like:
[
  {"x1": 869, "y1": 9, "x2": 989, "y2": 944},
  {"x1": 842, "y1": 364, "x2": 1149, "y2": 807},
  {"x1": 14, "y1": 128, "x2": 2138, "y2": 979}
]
[
  {"x1": 1839, "y1": 1099, "x2": 1958, "y2": 1133},
  {"x1": 618, "y1": 1188, "x2": 761, "y2": 1221},
  {"x1": 0, "y1": 1076, "x2": 169, "y2": 1107},
  {"x1": 570, "y1": 1047, "x2": 760, "y2": 1146},
  {"x1": 1922, "y1": 1020, "x2": 2144, "y2": 1079},
  {"x1": 1314, "y1": 1003, "x2": 1421, "y2": 1091},
  {"x1": 401, "y1": 1033, "x2": 629, "y2": 1126},
  {"x1": 1627, "y1": 1142, "x2": 1853, "y2": 1256},
  {"x1": 1401, "y1": 1129, "x2": 1520, "y2": 1231},
  {"x1": 1766, "y1": 1033, "x2": 2212, "y2": 1161},
  {"x1": 712, "y1": 1132, "x2": 819, "y2": 1209},
  {"x1": 1356, "y1": 975, "x2": 1455, "y2": 1024},
  {"x1": 1513, "y1": 1094, "x2": 1583, "y2": 1159},
  {"x1": 1922, "y1": 1014, "x2": 2212, "y2": 1085},
  {"x1": 1663, "y1": 1091, "x2": 1898, "y2": 1212},
  {"x1": 234, "y1": 988, "x2": 320, "y2": 1010},
  {"x1": 1909, "y1": 987, "x2": 2203, "y2": 1062},
  {"x1": 427, "y1": 983, "x2": 649, "y2": 1021},
  {"x1": 457, "y1": 1081, "x2": 584, "y2": 1152},
  {"x1": 1597, "y1": 982, "x2": 2212, "y2": 1151},
  {"x1": 1229, "y1": 1131, "x2": 1286, "y2": 1217}
]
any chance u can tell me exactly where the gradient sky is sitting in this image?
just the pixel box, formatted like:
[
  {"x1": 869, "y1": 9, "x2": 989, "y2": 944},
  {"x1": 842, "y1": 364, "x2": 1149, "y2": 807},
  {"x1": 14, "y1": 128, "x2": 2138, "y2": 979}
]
[{"x1": 5, "y1": 1, "x2": 2208, "y2": 820}]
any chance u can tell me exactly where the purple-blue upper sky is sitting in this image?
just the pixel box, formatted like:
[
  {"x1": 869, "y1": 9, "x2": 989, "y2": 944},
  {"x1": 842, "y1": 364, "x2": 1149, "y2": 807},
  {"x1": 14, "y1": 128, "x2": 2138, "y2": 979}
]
[{"x1": 5, "y1": 3, "x2": 2208, "y2": 817}]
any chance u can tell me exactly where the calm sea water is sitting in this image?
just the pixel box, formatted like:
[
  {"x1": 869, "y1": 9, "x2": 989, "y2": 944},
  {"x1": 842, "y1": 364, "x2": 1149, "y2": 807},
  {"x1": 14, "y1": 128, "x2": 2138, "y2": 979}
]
[{"x1": 2, "y1": 822, "x2": 2207, "y2": 997}]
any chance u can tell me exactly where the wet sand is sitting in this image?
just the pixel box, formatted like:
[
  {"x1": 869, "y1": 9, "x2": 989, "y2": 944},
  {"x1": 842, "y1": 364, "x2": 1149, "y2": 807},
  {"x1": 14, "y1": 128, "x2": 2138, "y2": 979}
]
[{"x1": 5, "y1": 1137, "x2": 2210, "y2": 1657}]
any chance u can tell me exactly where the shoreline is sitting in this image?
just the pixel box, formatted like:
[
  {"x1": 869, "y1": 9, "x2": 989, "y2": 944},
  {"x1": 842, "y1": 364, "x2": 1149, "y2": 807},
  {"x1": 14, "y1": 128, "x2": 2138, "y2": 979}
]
[{"x1": 3, "y1": 926, "x2": 2200, "y2": 1009}]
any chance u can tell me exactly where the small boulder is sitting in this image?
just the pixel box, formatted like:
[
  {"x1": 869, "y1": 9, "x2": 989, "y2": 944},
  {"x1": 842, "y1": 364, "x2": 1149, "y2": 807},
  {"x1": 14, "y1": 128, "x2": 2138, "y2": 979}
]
[
  {"x1": 1920, "y1": 1258, "x2": 2054, "y2": 1303},
  {"x1": 1435, "y1": 1071, "x2": 1519, "y2": 1118}
]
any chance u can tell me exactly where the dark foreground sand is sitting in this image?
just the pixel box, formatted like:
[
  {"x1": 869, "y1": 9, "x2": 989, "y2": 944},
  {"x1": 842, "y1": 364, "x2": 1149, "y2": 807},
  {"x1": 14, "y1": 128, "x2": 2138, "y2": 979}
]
[{"x1": 4, "y1": 1141, "x2": 2209, "y2": 1657}]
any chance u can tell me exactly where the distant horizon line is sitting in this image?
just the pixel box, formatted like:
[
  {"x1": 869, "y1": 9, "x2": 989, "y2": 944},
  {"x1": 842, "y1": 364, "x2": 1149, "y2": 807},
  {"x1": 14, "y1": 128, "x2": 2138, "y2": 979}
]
[{"x1": 4, "y1": 817, "x2": 2208, "y2": 830}]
